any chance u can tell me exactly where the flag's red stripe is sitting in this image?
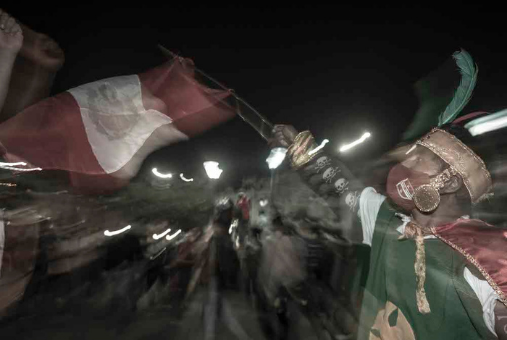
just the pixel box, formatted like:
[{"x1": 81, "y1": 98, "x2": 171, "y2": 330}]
[
  {"x1": 67, "y1": 172, "x2": 128, "y2": 194},
  {"x1": 171, "y1": 99, "x2": 235, "y2": 137},
  {"x1": 0, "y1": 92, "x2": 104, "y2": 175},
  {"x1": 139, "y1": 59, "x2": 235, "y2": 136}
]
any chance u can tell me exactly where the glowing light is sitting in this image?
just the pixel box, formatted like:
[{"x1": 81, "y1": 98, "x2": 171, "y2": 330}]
[
  {"x1": 259, "y1": 199, "x2": 269, "y2": 207},
  {"x1": 308, "y1": 139, "x2": 329, "y2": 155},
  {"x1": 180, "y1": 173, "x2": 194, "y2": 182},
  {"x1": 0, "y1": 162, "x2": 27, "y2": 166},
  {"x1": 266, "y1": 147, "x2": 287, "y2": 169},
  {"x1": 339, "y1": 132, "x2": 371, "y2": 152},
  {"x1": 166, "y1": 229, "x2": 182, "y2": 241},
  {"x1": 0, "y1": 166, "x2": 42, "y2": 172},
  {"x1": 104, "y1": 225, "x2": 131, "y2": 237},
  {"x1": 153, "y1": 228, "x2": 171, "y2": 240},
  {"x1": 0, "y1": 161, "x2": 42, "y2": 172},
  {"x1": 466, "y1": 109, "x2": 507, "y2": 136},
  {"x1": 203, "y1": 161, "x2": 223, "y2": 179},
  {"x1": 152, "y1": 168, "x2": 172, "y2": 179}
]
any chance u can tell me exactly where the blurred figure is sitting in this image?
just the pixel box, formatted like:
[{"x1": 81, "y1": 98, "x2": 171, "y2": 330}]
[
  {"x1": 236, "y1": 192, "x2": 251, "y2": 223},
  {"x1": 169, "y1": 227, "x2": 202, "y2": 305},
  {"x1": 293, "y1": 218, "x2": 352, "y2": 340},
  {"x1": 271, "y1": 121, "x2": 507, "y2": 340},
  {"x1": 0, "y1": 11, "x2": 64, "y2": 315},
  {"x1": 0, "y1": 8, "x2": 64, "y2": 122},
  {"x1": 187, "y1": 198, "x2": 249, "y2": 340},
  {"x1": 241, "y1": 226, "x2": 262, "y2": 303},
  {"x1": 0, "y1": 207, "x2": 41, "y2": 317},
  {"x1": 0, "y1": 9, "x2": 23, "y2": 116},
  {"x1": 235, "y1": 192, "x2": 251, "y2": 253},
  {"x1": 257, "y1": 214, "x2": 305, "y2": 340}
]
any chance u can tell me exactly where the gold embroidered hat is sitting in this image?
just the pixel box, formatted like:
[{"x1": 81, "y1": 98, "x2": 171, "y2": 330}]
[{"x1": 416, "y1": 128, "x2": 492, "y2": 204}]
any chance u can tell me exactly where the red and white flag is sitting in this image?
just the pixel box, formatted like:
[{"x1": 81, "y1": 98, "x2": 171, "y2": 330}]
[{"x1": 0, "y1": 57, "x2": 235, "y2": 192}]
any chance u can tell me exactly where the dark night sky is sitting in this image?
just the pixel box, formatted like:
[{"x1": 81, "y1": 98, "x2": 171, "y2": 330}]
[{"x1": 4, "y1": 4, "x2": 507, "y2": 187}]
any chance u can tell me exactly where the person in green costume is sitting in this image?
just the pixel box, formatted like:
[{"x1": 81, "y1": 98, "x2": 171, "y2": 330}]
[{"x1": 270, "y1": 50, "x2": 507, "y2": 340}]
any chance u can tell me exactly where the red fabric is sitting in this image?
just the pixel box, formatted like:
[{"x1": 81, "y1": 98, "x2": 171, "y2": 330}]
[
  {"x1": 0, "y1": 58, "x2": 236, "y2": 192},
  {"x1": 0, "y1": 92, "x2": 103, "y2": 175},
  {"x1": 237, "y1": 197, "x2": 251, "y2": 220},
  {"x1": 386, "y1": 163, "x2": 431, "y2": 212},
  {"x1": 433, "y1": 219, "x2": 507, "y2": 303},
  {"x1": 138, "y1": 59, "x2": 234, "y2": 137},
  {"x1": 452, "y1": 111, "x2": 489, "y2": 125}
]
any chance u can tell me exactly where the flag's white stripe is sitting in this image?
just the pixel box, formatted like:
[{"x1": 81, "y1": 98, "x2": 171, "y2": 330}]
[{"x1": 69, "y1": 75, "x2": 187, "y2": 174}]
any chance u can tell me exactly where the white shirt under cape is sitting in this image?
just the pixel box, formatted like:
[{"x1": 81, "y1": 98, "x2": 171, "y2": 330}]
[{"x1": 359, "y1": 187, "x2": 499, "y2": 336}]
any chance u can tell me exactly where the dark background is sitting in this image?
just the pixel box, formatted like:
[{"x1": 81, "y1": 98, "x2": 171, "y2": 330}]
[{"x1": 4, "y1": 4, "x2": 507, "y2": 187}]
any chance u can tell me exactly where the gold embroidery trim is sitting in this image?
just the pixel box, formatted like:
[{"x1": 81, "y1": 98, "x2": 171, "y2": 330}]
[
  {"x1": 287, "y1": 131, "x2": 321, "y2": 170},
  {"x1": 431, "y1": 227, "x2": 507, "y2": 307},
  {"x1": 417, "y1": 128, "x2": 492, "y2": 204}
]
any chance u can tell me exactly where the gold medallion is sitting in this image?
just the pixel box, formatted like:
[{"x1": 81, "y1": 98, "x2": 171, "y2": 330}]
[{"x1": 413, "y1": 184, "x2": 440, "y2": 212}]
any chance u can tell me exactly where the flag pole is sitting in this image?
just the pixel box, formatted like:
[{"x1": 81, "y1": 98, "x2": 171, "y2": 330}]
[{"x1": 158, "y1": 45, "x2": 273, "y2": 141}]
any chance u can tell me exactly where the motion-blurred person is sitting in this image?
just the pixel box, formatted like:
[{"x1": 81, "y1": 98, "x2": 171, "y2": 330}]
[
  {"x1": 0, "y1": 8, "x2": 64, "y2": 122},
  {"x1": 235, "y1": 192, "x2": 251, "y2": 255},
  {"x1": 0, "y1": 9, "x2": 23, "y2": 117},
  {"x1": 168, "y1": 227, "x2": 202, "y2": 305},
  {"x1": 0, "y1": 206, "x2": 41, "y2": 317},
  {"x1": 271, "y1": 116, "x2": 507, "y2": 339},
  {"x1": 289, "y1": 217, "x2": 345, "y2": 340},
  {"x1": 257, "y1": 214, "x2": 305, "y2": 340},
  {"x1": 187, "y1": 198, "x2": 250, "y2": 340},
  {"x1": 236, "y1": 192, "x2": 251, "y2": 223},
  {"x1": 241, "y1": 226, "x2": 262, "y2": 303},
  {"x1": 0, "y1": 10, "x2": 66, "y2": 315}
]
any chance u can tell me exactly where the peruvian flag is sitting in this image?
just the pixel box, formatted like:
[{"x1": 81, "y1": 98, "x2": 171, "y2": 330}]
[{"x1": 0, "y1": 57, "x2": 235, "y2": 192}]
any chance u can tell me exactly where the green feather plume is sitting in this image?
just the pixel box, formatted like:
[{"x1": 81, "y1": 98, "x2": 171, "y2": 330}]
[{"x1": 438, "y1": 49, "x2": 478, "y2": 125}]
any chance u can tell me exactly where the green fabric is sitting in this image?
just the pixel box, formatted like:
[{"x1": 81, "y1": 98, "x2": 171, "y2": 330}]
[{"x1": 357, "y1": 201, "x2": 495, "y2": 340}]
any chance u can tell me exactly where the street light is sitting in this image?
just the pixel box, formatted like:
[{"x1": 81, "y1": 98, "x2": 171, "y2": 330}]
[
  {"x1": 203, "y1": 161, "x2": 222, "y2": 204},
  {"x1": 266, "y1": 147, "x2": 287, "y2": 169},
  {"x1": 203, "y1": 161, "x2": 223, "y2": 179},
  {"x1": 266, "y1": 147, "x2": 287, "y2": 202}
]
